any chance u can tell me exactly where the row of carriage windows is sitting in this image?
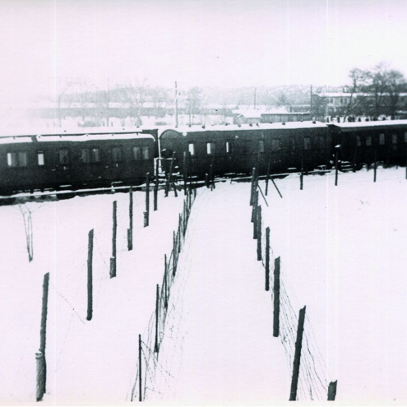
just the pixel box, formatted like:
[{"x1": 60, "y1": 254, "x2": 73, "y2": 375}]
[
  {"x1": 188, "y1": 133, "x2": 407, "y2": 157},
  {"x1": 6, "y1": 146, "x2": 149, "y2": 168},
  {"x1": 190, "y1": 138, "x2": 313, "y2": 157}
]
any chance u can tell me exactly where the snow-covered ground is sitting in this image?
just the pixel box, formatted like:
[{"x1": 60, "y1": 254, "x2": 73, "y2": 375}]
[{"x1": 0, "y1": 167, "x2": 406, "y2": 405}]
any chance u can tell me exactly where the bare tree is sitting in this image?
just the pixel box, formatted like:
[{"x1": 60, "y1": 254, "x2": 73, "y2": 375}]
[
  {"x1": 344, "y1": 68, "x2": 369, "y2": 117},
  {"x1": 150, "y1": 86, "x2": 168, "y2": 119},
  {"x1": 386, "y1": 69, "x2": 407, "y2": 119},
  {"x1": 186, "y1": 87, "x2": 203, "y2": 125},
  {"x1": 74, "y1": 79, "x2": 94, "y2": 122},
  {"x1": 120, "y1": 79, "x2": 148, "y2": 127}
]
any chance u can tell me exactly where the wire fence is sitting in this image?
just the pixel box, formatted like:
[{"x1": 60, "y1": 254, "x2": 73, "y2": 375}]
[
  {"x1": 130, "y1": 187, "x2": 197, "y2": 402},
  {"x1": 249, "y1": 168, "x2": 336, "y2": 402}
]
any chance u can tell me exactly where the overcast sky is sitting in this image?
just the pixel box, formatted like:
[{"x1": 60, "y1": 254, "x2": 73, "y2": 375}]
[{"x1": 0, "y1": 0, "x2": 406, "y2": 104}]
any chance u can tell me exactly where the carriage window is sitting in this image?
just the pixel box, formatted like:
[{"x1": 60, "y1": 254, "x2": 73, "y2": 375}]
[
  {"x1": 392, "y1": 134, "x2": 398, "y2": 144},
  {"x1": 7, "y1": 152, "x2": 17, "y2": 167},
  {"x1": 226, "y1": 141, "x2": 232, "y2": 154},
  {"x1": 404, "y1": 132, "x2": 407, "y2": 143},
  {"x1": 271, "y1": 139, "x2": 280, "y2": 151},
  {"x1": 18, "y1": 152, "x2": 27, "y2": 167},
  {"x1": 112, "y1": 147, "x2": 122, "y2": 162},
  {"x1": 133, "y1": 147, "x2": 141, "y2": 159},
  {"x1": 259, "y1": 140, "x2": 265, "y2": 153},
  {"x1": 59, "y1": 149, "x2": 70, "y2": 165},
  {"x1": 91, "y1": 148, "x2": 100, "y2": 162},
  {"x1": 142, "y1": 146, "x2": 149, "y2": 160},
  {"x1": 188, "y1": 143, "x2": 196, "y2": 156},
  {"x1": 207, "y1": 142, "x2": 215, "y2": 155},
  {"x1": 356, "y1": 136, "x2": 361, "y2": 146},
  {"x1": 304, "y1": 138, "x2": 311, "y2": 150},
  {"x1": 366, "y1": 136, "x2": 372, "y2": 146},
  {"x1": 80, "y1": 149, "x2": 90, "y2": 163},
  {"x1": 379, "y1": 133, "x2": 385, "y2": 145},
  {"x1": 319, "y1": 136, "x2": 325, "y2": 148},
  {"x1": 37, "y1": 151, "x2": 45, "y2": 166},
  {"x1": 290, "y1": 139, "x2": 296, "y2": 150}
]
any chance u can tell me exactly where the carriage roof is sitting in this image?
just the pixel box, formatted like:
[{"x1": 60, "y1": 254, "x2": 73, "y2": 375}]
[
  {"x1": 0, "y1": 133, "x2": 155, "y2": 145},
  {"x1": 329, "y1": 120, "x2": 407, "y2": 132},
  {"x1": 160, "y1": 121, "x2": 327, "y2": 138}
]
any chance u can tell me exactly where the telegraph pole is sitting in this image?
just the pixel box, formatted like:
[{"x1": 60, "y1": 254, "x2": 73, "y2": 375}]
[{"x1": 310, "y1": 84, "x2": 313, "y2": 118}]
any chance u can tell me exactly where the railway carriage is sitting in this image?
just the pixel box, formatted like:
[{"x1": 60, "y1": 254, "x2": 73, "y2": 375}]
[
  {"x1": 329, "y1": 120, "x2": 407, "y2": 169},
  {"x1": 160, "y1": 121, "x2": 330, "y2": 177},
  {"x1": 0, "y1": 133, "x2": 155, "y2": 195}
]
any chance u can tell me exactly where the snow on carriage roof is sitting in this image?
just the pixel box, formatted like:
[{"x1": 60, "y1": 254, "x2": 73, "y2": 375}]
[
  {"x1": 330, "y1": 119, "x2": 407, "y2": 130},
  {"x1": 0, "y1": 133, "x2": 155, "y2": 145},
  {"x1": 160, "y1": 121, "x2": 327, "y2": 136}
]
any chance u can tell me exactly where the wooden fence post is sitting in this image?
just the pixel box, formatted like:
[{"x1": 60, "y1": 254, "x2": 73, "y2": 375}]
[
  {"x1": 205, "y1": 173, "x2": 209, "y2": 188},
  {"x1": 273, "y1": 257, "x2": 280, "y2": 337},
  {"x1": 154, "y1": 284, "x2": 160, "y2": 353},
  {"x1": 145, "y1": 173, "x2": 150, "y2": 227},
  {"x1": 164, "y1": 254, "x2": 168, "y2": 309},
  {"x1": 87, "y1": 229, "x2": 94, "y2": 321},
  {"x1": 165, "y1": 152, "x2": 176, "y2": 197},
  {"x1": 300, "y1": 153, "x2": 304, "y2": 190},
  {"x1": 335, "y1": 150, "x2": 339, "y2": 186},
  {"x1": 253, "y1": 192, "x2": 259, "y2": 239},
  {"x1": 110, "y1": 201, "x2": 117, "y2": 278},
  {"x1": 183, "y1": 151, "x2": 188, "y2": 195},
  {"x1": 172, "y1": 231, "x2": 177, "y2": 277},
  {"x1": 250, "y1": 167, "x2": 256, "y2": 205},
  {"x1": 265, "y1": 161, "x2": 270, "y2": 196},
  {"x1": 37, "y1": 272, "x2": 50, "y2": 402},
  {"x1": 374, "y1": 149, "x2": 377, "y2": 183},
  {"x1": 265, "y1": 227, "x2": 270, "y2": 291},
  {"x1": 257, "y1": 206, "x2": 262, "y2": 261},
  {"x1": 128, "y1": 187, "x2": 133, "y2": 251},
  {"x1": 138, "y1": 334, "x2": 143, "y2": 402},
  {"x1": 154, "y1": 160, "x2": 159, "y2": 211},
  {"x1": 289, "y1": 306, "x2": 306, "y2": 401},
  {"x1": 328, "y1": 380, "x2": 338, "y2": 401}
]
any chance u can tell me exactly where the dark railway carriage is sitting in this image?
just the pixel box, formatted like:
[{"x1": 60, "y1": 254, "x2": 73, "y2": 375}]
[
  {"x1": 0, "y1": 133, "x2": 155, "y2": 195},
  {"x1": 160, "y1": 121, "x2": 330, "y2": 177},
  {"x1": 329, "y1": 120, "x2": 407, "y2": 169}
]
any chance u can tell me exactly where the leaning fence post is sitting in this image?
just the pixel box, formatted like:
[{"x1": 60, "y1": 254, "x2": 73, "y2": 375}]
[
  {"x1": 145, "y1": 173, "x2": 150, "y2": 227},
  {"x1": 87, "y1": 229, "x2": 94, "y2": 321},
  {"x1": 265, "y1": 227, "x2": 270, "y2": 291},
  {"x1": 335, "y1": 150, "x2": 339, "y2": 186},
  {"x1": 250, "y1": 167, "x2": 256, "y2": 205},
  {"x1": 164, "y1": 254, "x2": 168, "y2": 309},
  {"x1": 253, "y1": 191, "x2": 259, "y2": 239},
  {"x1": 110, "y1": 201, "x2": 117, "y2": 278},
  {"x1": 289, "y1": 306, "x2": 306, "y2": 401},
  {"x1": 273, "y1": 257, "x2": 280, "y2": 337},
  {"x1": 265, "y1": 161, "x2": 270, "y2": 196},
  {"x1": 154, "y1": 160, "x2": 159, "y2": 211},
  {"x1": 138, "y1": 334, "x2": 143, "y2": 402},
  {"x1": 127, "y1": 187, "x2": 133, "y2": 251},
  {"x1": 257, "y1": 206, "x2": 262, "y2": 261},
  {"x1": 37, "y1": 272, "x2": 50, "y2": 402},
  {"x1": 154, "y1": 284, "x2": 160, "y2": 353},
  {"x1": 328, "y1": 380, "x2": 338, "y2": 401}
]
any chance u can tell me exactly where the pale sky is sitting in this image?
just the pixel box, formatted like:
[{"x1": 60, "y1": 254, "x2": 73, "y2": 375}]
[{"x1": 0, "y1": 0, "x2": 407, "y2": 104}]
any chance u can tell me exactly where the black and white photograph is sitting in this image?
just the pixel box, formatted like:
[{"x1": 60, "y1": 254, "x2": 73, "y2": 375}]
[{"x1": 0, "y1": 0, "x2": 407, "y2": 405}]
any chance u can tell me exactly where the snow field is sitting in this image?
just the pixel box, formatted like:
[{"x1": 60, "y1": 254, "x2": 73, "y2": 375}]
[
  {"x1": 259, "y1": 167, "x2": 407, "y2": 404},
  {"x1": 0, "y1": 188, "x2": 184, "y2": 405}
]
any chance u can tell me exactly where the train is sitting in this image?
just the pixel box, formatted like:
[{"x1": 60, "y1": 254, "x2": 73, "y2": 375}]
[
  {"x1": 0, "y1": 120, "x2": 406, "y2": 196},
  {"x1": 160, "y1": 120, "x2": 407, "y2": 177}
]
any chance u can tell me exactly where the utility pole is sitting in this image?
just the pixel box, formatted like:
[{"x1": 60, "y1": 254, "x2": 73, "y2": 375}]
[
  {"x1": 310, "y1": 84, "x2": 313, "y2": 118},
  {"x1": 175, "y1": 81, "x2": 179, "y2": 128}
]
